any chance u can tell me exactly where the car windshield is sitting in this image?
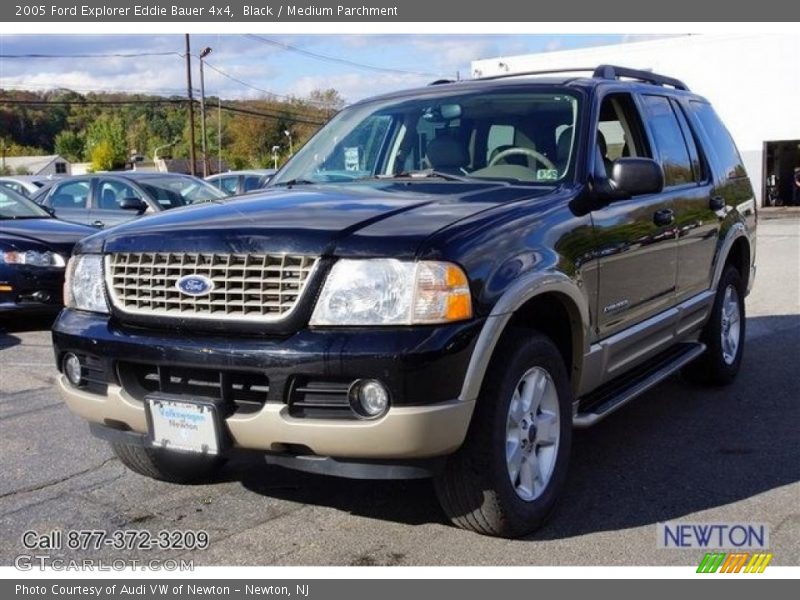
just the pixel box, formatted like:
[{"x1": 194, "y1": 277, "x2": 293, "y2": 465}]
[
  {"x1": 272, "y1": 88, "x2": 581, "y2": 186},
  {"x1": 0, "y1": 187, "x2": 51, "y2": 219},
  {"x1": 137, "y1": 176, "x2": 226, "y2": 208}
]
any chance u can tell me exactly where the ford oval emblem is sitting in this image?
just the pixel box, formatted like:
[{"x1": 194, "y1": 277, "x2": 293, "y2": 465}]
[{"x1": 176, "y1": 274, "x2": 215, "y2": 297}]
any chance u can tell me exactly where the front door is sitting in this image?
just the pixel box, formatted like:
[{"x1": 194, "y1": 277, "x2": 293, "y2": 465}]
[{"x1": 590, "y1": 92, "x2": 678, "y2": 339}]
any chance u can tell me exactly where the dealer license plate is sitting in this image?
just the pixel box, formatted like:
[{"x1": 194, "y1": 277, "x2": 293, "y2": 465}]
[{"x1": 147, "y1": 398, "x2": 220, "y2": 455}]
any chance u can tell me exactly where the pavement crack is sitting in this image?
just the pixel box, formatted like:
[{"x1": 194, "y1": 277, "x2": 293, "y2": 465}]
[
  {"x1": 0, "y1": 456, "x2": 118, "y2": 500},
  {"x1": 0, "y1": 386, "x2": 52, "y2": 402},
  {"x1": 0, "y1": 402, "x2": 64, "y2": 421}
]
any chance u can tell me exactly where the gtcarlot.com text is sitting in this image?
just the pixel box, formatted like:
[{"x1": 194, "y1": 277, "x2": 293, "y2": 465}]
[{"x1": 14, "y1": 556, "x2": 194, "y2": 571}]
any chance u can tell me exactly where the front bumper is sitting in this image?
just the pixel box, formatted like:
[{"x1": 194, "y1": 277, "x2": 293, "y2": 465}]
[
  {"x1": 52, "y1": 309, "x2": 481, "y2": 459},
  {"x1": 0, "y1": 265, "x2": 65, "y2": 314},
  {"x1": 59, "y1": 377, "x2": 473, "y2": 459}
]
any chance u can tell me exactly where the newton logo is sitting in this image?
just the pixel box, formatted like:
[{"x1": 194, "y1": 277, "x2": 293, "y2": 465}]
[{"x1": 697, "y1": 552, "x2": 773, "y2": 573}]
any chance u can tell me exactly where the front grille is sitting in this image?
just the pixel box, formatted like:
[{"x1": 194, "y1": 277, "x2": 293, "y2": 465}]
[
  {"x1": 117, "y1": 362, "x2": 269, "y2": 414},
  {"x1": 288, "y1": 378, "x2": 356, "y2": 419},
  {"x1": 106, "y1": 252, "x2": 318, "y2": 321}
]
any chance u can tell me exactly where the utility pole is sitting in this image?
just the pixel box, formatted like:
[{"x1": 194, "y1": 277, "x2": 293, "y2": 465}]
[
  {"x1": 199, "y1": 47, "x2": 212, "y2": 177},
  {"x1": 185, "y1": 34, "x2": 197, "y2": 176}
]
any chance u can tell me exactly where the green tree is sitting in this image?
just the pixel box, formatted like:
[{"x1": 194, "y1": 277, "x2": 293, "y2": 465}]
[
  {"x1": 54, "y1": 130, "x2": 85, "y2": 162},
  {"x1": 85, "y1": 114, "x2": 127, "y2": 168}
]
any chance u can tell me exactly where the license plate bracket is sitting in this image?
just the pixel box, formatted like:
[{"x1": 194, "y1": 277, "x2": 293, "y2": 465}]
[{"x1": 145, "y1": 393, "x2": 226, "y2": 455}]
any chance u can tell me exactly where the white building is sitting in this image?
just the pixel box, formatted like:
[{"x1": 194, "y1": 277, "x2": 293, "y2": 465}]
[
  {"x1": 1, "y1": 154, "x2": 71, "y2": 176},
  {"x1": 472, "y1": 34, "x2": 800, "y2": 207}
]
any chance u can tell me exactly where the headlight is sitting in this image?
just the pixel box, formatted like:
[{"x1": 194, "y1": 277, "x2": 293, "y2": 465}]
[
  {"x1": 64, "y1": 255, "x2": 109, "y2": 314},
  {"x1": 1, "y1": 250, "x2": 66, "y2": 267},
  {"x1": 310, "y1": 259, "x2": 472, "y2": 326}
]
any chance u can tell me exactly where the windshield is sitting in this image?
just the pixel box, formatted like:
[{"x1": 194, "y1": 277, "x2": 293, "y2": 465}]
[
  {"x1": 272, "y1": 89, "x2": 580, "y2": 186},
  {"x1": 137, "y1": 176, "x2": 226, "y2": 208},
  {"x1": 0, "y1": 187, "x2": 51, "y2": 219}
]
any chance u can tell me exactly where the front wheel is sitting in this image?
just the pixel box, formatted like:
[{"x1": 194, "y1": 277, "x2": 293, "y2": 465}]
[
  {"x1": 434, "y1": 332, "x2": 573, "y2": 538},
  {"x1": 683, "y1": 265, "x2": 746, "y2": 385}
]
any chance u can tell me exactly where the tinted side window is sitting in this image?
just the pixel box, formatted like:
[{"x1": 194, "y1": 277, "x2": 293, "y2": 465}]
[
  {"x1": 242, "y1": 175, "x2": 262, "y2": 192},
  {"x1": 642, "y1": 95, "x2": 693, "y2": 187},
  {"x1": 670, "y1": 100, "x2": 704, "y2": 182},
  {"x1": 97, "y1": 180, "x2": 144, "y2": 210},
  {"x1": 49, "y1": 180, "x2": 90, "y2": 209},
  {"x1": 688, "y1": 101, "x2": 746, "y2": 180},
  {"x1": 217, "y1": 176, "x2": 238, "y2": 195}
]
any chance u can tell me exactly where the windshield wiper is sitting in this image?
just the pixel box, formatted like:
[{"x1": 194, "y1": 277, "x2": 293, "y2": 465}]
[
  {"x1": 367, "y1": 169, "x2": 476, "y2": 183},
  {"x1": 271, "y1": 178, "x2": 316, "y2": 187}
]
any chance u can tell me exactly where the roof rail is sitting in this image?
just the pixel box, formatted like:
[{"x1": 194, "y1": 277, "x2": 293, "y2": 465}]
[
  {"x1": 469, "y1": 64, "x2": 689, "y2": 91},
  {"x1": 592, "y1": 65, "x2": 689, "y2": 91},
  {"x1": 474, "y1": 67, "x2": 598, "y2": 82}
]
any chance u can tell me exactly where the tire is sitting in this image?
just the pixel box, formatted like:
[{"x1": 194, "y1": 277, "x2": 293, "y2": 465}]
[
  {"x1": 111, "y1": 442, "x2": 224, "y2": 484},
  {"x1": 434, "y1": 331, "x2": 573, "y2": 538},
  {"x1": 682, "y1": 265, "x2": 746, "y2": 385}
]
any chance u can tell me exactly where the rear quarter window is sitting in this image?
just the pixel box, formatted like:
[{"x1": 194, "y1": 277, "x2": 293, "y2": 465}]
[{"x1": 688, "y1": 101, "x2": 747, "y2": 180}]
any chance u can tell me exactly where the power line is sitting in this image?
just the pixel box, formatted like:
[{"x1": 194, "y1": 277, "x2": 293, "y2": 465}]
[
  {"x1": 202, "y1": 60, "x2": 338, "y2": 110},
  {"x1": 0, "y1": 97, "x2": 326, "y2": 125},
  {"x1": 0, "y1": 51, "x2": 183, "y2": 59},
  {"x1": 0, "y1": 81, "x2": 192, "y2": 96},
  {"x1": 244, "y1": 34, "x2": 440, "y2": 78}
]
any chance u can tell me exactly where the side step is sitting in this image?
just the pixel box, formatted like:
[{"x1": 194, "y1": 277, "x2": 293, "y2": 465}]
[{"x1": 573, "y1": 342, "x2": 706, "y2": 428}]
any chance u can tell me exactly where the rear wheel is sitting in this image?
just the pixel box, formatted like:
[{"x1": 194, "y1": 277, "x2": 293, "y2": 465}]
[
  {"x1": 683, "y1": 265, "x2": 746, "y2": 385},
  {"x1": 434, "y1": 332, "x2": 572, "y2": 538},
  {"x1": 111, "y1": 442, "x2": 224, "y2": 484}
]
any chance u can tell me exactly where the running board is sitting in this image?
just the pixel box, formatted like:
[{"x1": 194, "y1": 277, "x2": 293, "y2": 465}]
[{"x1": 573, "y1": 342, "x2": 706, "y2": 428}]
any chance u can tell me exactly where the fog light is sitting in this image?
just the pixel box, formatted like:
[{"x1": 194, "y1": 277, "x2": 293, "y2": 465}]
[
  {"x1": 63, "y1": 353, "x2": 83, "y2": 386},
  {"x1": 348, "y1": 379, "x2": 390, "y2": 418}
]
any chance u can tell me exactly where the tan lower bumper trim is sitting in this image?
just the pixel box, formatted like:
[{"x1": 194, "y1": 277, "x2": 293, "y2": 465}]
[{"x1": 57, "y1": 376, "x2": 473, "y2": 459}]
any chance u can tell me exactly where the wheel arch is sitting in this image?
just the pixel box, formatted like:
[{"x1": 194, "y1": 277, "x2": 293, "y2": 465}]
[
  {"x1": 712, "y1": 221, "x2": 754, "y2": 292},
  {"x1": 460, "y1": 273, "x2": 590, "y2": 404}
]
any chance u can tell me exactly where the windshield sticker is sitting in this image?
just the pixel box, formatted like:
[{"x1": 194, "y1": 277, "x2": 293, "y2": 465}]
[
  {"x1": 344, "y1": 147, "x2": 360, "y2": 171},
  {"x1": 537, "y1": 169, "x2": 559, "y2": 180}
]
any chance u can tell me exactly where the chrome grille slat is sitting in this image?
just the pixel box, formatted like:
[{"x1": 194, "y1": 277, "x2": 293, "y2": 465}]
[{"x1": 106, "y1": 252, "x2": 318, "y2": 322}]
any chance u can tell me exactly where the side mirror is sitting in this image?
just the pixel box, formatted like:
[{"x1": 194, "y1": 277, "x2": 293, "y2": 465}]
[
  {"x1": 119, "y1": 197, "x2": 147, "y2": 214},
  {"x1": 610, "y1": 158, "x2": 664, "y2": 197}
]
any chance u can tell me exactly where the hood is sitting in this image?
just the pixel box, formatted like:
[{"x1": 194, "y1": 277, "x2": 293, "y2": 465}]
[
  {"x1": 0, "y1": 217, "x2": 96, "y2": 255},
  {"x1": 85, "y1": 182, "x2": 555, "y2": 257}
]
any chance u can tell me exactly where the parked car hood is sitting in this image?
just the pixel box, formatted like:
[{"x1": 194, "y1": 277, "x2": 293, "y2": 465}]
[
  {"x1": 81, "y1": 182, "x2": 556, "y2": 257},
  {"x1": 0, "y1": 218, "x2": 96, "y2": 255}
]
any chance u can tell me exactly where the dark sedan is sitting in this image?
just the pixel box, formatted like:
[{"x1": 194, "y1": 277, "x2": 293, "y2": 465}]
[
  {"x1": 32, "y1": 172, "x2": 226, "y2": 229},
  {"x1": 0, "y1": 187, "x2": 96, "y2": 315}
]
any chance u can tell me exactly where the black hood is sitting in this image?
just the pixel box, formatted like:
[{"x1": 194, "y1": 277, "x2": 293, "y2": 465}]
[
  {"x1": 0, "y1": 217, "x2": 96, "y2": 256},
  {"x1": 84, "y1": 182, "x2": 555, "y2": 258}
]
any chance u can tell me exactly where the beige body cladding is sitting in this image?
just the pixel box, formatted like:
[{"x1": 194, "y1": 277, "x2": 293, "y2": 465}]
[{"x1": 58, "y1": 376, "x2": 474, "y2": 459}]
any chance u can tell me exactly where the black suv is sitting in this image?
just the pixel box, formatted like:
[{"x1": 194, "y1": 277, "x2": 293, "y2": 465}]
[{"x1": 53, "y1": 66, "x2": 756, "y2": 538}]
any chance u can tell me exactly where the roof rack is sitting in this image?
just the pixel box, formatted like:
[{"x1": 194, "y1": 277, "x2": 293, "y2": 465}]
[
  {"x1": 592, "y1": 65, "x2": 689, "y2": 91},
  {"x1": 470, "y1": 64, "x2": 689, "y2": 91},
  {"x1": 474, "y1": 67, "x2": 598, "y2": 81}
]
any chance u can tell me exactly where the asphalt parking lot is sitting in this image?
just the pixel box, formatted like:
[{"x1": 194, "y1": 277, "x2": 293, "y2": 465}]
[{"x1": 1, "y1": 214, "x2": 798, "y2": 567}]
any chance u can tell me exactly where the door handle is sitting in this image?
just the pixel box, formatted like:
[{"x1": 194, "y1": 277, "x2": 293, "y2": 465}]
[
  {"x1": 653, "y1": 208, "x2": 674, "y2": 227},
  {"x1": 709, "y1": 196, "x2": 725, "y2": 211},
  {"x1": 92, "y1": 220, "x2": 105, "y2": 228}
]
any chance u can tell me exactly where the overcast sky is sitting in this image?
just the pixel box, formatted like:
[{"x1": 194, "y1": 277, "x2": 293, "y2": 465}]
[{"x1": 0, "y1": 34, "x2": 665, "y2": 104}]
